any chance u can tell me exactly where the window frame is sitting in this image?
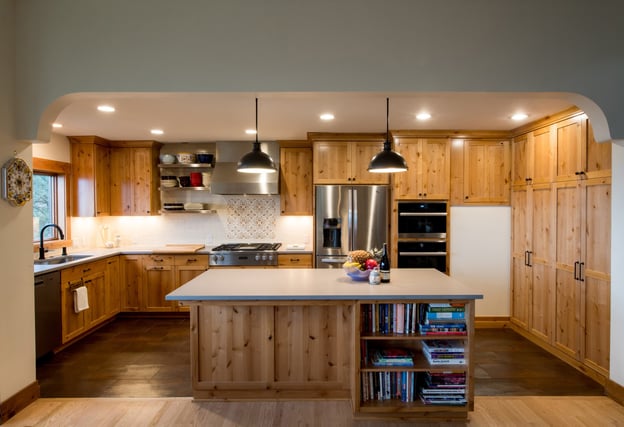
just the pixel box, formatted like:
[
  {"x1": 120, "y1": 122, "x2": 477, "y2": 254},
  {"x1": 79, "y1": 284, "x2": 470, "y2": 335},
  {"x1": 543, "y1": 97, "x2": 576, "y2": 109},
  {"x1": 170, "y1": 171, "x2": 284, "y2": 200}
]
[{"x1": 32, "y1": 158, "x2": 72, "y2": 250}]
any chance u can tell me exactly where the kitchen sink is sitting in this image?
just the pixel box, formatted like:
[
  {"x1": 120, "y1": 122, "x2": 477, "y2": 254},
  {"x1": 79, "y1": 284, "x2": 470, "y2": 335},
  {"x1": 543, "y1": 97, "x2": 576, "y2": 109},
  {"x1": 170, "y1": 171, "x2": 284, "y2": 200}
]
[{"x1": 34, "y1": 254, "x2": 93, "y2": 266}]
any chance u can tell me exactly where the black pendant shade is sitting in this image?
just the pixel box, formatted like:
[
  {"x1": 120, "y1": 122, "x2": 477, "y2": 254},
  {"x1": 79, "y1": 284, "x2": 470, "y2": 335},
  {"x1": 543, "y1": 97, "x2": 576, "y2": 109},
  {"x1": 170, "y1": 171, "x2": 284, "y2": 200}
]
[
  {"x1": 368, "y1": 98, "x2": 408, "y2": 173},
  {"x1": 237, "y1": 98, "x2": 277, "y2": 174}
]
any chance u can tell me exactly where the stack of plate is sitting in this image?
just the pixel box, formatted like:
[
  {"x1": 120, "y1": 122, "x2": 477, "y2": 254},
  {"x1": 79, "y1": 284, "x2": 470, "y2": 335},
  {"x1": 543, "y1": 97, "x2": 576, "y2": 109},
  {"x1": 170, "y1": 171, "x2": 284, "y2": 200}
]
[
  {"x1": 184, "y1": 202, "x2": 205, "y2": 211},
  {"x1": 160, "y1": 176, "x2": 178, "y2": 187}
]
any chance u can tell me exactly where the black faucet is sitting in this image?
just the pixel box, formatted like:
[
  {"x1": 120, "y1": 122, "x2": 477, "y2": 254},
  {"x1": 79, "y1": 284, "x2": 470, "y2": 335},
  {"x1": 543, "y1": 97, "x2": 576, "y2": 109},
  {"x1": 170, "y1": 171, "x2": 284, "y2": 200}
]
[{"x1": 39, "y1": 223, "x2": 67, "y2": 260}]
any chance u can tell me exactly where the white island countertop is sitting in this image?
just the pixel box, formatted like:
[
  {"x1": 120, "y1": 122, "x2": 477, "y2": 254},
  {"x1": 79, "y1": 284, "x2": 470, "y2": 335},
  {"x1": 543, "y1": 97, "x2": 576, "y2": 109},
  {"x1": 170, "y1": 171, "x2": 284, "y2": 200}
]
[{"x1": 166, "y1": 268, "x2": 483, "y2": 301}]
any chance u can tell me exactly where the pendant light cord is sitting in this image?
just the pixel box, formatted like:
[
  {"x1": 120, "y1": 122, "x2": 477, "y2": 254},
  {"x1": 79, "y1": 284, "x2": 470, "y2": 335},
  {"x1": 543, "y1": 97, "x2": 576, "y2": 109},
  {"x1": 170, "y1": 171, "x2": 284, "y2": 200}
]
[
  {"x1": 385, "y1": 97, "x2": 391, "y2": 150},
  {"x1": 255, "y1": 97, "x2": 259, "y2": 146}
]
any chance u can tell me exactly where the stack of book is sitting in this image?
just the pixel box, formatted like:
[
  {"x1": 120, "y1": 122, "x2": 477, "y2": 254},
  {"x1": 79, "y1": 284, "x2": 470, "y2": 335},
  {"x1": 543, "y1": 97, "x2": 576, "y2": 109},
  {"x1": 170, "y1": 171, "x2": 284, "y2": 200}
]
[
  {"x1": 361, "y1": 303, "x2": 422, "y2": 334},
  {"x1": 418, "y1": 303, "x2": 467, "y2": 335},
  {"x1": 421, "y1": 339, "x2": 465, "y2": 365},
  {"x1": 370, "y1": 347, "x2": 414, "y2": 367},
  {"x1": 361, "y1": 371, "x2": 417, "y2": 402},
  {"x1": 419, "y1": 372, "x2": 467, "y2": 406}
]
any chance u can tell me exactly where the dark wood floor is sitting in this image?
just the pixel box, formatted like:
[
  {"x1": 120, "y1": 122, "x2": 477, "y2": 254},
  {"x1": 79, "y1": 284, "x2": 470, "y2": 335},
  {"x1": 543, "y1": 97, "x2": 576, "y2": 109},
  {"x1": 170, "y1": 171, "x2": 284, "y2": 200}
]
[{"x1": 36, "y1": 316, "x2": 605, "y2": 398}]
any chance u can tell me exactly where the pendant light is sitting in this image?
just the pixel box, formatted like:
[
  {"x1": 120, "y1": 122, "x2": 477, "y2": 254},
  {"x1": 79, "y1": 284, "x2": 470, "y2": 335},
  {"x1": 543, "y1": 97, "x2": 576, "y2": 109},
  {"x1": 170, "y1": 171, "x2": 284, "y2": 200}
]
[
  {"x1": 367, "y1": 98, "x2": 408, "y2": 173},
  {"x1": 237, "y1": 98, "x2": 277, "y2": 174}
]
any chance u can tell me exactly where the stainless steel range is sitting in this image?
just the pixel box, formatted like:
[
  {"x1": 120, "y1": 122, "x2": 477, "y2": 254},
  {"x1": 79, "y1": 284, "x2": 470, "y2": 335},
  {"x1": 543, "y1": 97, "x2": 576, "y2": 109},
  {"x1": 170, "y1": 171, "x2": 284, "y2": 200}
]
[{"x1": 209, "y1": 243, "x2": 282, "y2": 267}]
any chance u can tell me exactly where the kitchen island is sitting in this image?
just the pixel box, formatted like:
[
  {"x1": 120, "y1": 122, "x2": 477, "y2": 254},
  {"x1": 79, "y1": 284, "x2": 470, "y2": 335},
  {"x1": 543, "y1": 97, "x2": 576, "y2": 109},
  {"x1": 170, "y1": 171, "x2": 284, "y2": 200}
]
[{"x1": 166, "y1": 268, "x2": 483, "y2": 421}]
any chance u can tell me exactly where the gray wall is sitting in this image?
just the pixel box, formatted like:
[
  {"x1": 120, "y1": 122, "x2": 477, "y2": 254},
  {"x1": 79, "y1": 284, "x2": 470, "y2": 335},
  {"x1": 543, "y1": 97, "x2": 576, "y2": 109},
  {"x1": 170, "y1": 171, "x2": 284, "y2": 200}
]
[{"x1": 3, "y1": 0, "x2": 624, "y2": 403}]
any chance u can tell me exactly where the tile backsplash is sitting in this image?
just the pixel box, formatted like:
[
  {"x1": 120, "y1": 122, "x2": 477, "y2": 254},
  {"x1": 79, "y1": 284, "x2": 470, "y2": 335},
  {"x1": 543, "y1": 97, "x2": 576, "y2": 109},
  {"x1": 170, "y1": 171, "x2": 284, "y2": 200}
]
[
  {"x1": 225, "y1": 196, "x2": 278, "y2": 240},
  {"x1": 70, "y1": 195, "x2": 311, "y2": 248}
]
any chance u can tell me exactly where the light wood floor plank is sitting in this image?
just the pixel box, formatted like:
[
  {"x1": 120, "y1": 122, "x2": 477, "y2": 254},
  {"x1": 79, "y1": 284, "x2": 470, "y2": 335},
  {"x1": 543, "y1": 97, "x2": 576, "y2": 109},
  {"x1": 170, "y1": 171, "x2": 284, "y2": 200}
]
[{"x1": 5, "y1": 396, "x2": 624, "y2": 426}]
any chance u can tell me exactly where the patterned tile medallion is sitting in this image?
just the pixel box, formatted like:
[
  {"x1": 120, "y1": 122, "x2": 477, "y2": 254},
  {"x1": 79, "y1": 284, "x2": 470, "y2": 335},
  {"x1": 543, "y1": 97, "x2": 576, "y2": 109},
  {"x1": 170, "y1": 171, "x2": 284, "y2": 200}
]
[{"x1": 225, "y1": 196, "x2": 278, "y2": 240}]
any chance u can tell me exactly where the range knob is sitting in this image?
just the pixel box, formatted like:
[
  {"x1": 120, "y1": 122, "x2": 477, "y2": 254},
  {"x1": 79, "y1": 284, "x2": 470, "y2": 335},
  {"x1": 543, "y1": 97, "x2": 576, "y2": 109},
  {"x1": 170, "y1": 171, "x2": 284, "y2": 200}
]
[
  {"x1": 268, "y1": 254, "x2": 274, "y2": 261},
  {"x1": 261, "y1": 254, "x2": 267, "y2": 261},
  {"x1": 255, "y1": 254, "x2": 261, "y2": 261}
]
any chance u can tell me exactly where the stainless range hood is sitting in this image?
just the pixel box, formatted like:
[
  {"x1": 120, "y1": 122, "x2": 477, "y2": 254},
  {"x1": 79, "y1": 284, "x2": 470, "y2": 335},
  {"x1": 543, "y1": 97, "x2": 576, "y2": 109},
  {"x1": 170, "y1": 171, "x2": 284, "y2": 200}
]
[{"x1": 210, "y1": 141, "x2": 280, "y2": 195}]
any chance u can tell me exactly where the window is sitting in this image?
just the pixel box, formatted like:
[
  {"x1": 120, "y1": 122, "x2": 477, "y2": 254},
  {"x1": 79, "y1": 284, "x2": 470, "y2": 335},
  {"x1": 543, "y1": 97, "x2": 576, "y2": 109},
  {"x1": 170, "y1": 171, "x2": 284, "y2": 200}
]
[{"x1": 32, "y1": 158, "x2": 70, "y2": 243}]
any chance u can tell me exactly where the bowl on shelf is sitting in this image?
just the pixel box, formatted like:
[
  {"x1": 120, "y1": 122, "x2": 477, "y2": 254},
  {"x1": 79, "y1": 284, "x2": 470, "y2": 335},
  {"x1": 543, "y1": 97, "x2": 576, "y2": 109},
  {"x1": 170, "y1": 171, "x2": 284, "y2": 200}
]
[
  {"x1": 160, "y1": 154, "x2": 176, "y2": 164},
  {"x1": 196, "y1": 152, "x2": 214, "y2": 165},
  {"x1": 176, "y1": 152, "x2": 196, "y2": 164},
  {"x1": 343, "y1": 266, "x2": 371, "y2": 281}
]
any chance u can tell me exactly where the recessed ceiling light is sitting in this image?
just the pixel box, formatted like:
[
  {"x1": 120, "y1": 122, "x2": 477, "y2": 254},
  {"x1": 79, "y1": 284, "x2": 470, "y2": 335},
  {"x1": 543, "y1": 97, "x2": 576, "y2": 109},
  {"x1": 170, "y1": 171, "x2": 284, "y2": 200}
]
[
  {"x1": 97, "y1": 105, "x2": 115, "y2": 113},
  {"x1": 416, "y1": 112, "x2": 431, "y2": 121},
  {"x1": 52, "y1": 123, "x2": 63, "y2": 128},
  {"x1": 511, "y1": 113, "x2": 528, "y2": 121},
  {"x1": 150, "y1": 129, "x2": 164, "y2": 135},
  {"x1": 320, "y1": 113, "x2": 335, "y2": 121},
  {"x1": 245, "y1": 129, "x2": 257, "y2": 135}
]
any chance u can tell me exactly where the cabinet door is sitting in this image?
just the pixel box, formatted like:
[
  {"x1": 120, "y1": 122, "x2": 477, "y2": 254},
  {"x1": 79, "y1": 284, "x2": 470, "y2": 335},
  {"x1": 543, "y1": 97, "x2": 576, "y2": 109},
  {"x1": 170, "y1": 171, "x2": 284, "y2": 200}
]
[
  {"x1": 110, "y1": 147, "x2": 133, "y2": 215},
  {"x1": 143, "y1": 260, "x2": 176, "y2": 311},
  {"x1": 463, "y1": 140, "x2": 509, "y2": 204},
  {"x1": 510, "y1": 187, "x2": 530, "y2": 330},
  {"x1": 132, "y1": 147, "x2": 158, "y2": 215},
  {"x1": 280, "y1": 146, "x2": 313, "y2": 215},
  {"x1": 554, "y1": 181, "x2": 582, "y2": 359},
  {"x1": 313, "y1": 142, "x2": 351, "y2": 183},
  {"x1": 61, "y1": 279, "x2": 86, "y2": 343},
  {"x1": 585, "y1": 121, "x2": 611, "y2": 179},
  {"x1": 392, "y1": 138, "x2": 423, "y2": 199},
  {"x1": 528, "y1": 184, "x2": 555, "y2": 343},
  {"x1": 84, "y1": 269, "x2": 107, "y2": 328},
  {"x1": 420, "y1": 138, "x2": 450, "y2": 199},
  {"x1": 582, "y1": 177, "x2": 611, "y2": 373},
  {"x1": 69, "y1": 138, "x2": 111, "y2": 217},
  {"x1": 511, "y1": 133, "x2": 530, "y2": 187},
  {"x1": 351, "y1": 141, "x2": 390, "y2": 184},
  {"x1": 120, "y1": 255, "x2": 143, "y2": 311},
  {"x1": 531, "y1": 127, "x2": 555, "y2": 185},
  {"x1": 106, "y1": 256, "x2": 121, "y2": 316},
  {"x1": 555, "y1": 116, "x2": 584, "y2": 182}
]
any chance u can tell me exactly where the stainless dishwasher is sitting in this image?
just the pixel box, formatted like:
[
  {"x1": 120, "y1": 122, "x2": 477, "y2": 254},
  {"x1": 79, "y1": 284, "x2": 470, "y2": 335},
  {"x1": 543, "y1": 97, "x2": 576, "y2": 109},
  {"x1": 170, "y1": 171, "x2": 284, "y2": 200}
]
[{"x1": 35, "y1": 271, "x2": 62, "y2": 358}]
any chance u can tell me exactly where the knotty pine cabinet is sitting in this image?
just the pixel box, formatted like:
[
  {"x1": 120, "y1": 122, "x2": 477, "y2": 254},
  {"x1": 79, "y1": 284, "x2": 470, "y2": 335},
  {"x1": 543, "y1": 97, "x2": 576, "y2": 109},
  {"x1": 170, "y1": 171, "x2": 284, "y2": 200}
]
[
  {"x1": 277, "y1": 253, "x2": 313, "y2": 268},
  {"x1": 120, "y1": 254, "x2": 208, "y2": 312},
  {"x1": 510, "y1": 110, "x2": 612, "y2": 381},
  {"x1": 60, "y1": 258, "x2": 112, "y2": 343},
  {"x1": 279, "y1": 142, "x2": 313, "y2": 215},
  {"x1": 311, "y1": 134, "x2": 389, "y2": 184},
  {"x1": 391, "y1": 136, "x2": 450, "y2": 200},
  {"x1": 68, "y1": 136, "x2": 111, "y2": 217},
  {"x1": 191, "y1": 302, "x2": 352, "y2": 399}
]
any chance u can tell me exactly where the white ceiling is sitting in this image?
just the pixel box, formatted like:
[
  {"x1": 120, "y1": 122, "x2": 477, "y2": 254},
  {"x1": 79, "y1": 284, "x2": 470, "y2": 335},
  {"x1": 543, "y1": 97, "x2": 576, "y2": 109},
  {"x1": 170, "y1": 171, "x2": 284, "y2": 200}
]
[{"x1": 52, "y1": 92, "x2": 575, "y2": 142}]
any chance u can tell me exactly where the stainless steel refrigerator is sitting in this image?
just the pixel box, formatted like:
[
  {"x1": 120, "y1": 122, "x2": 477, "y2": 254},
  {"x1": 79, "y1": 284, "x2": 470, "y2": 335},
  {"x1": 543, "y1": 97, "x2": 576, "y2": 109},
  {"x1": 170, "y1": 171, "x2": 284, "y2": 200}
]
[{"x1": 315, "y1": 185, "x2": 389, "y2": 268}]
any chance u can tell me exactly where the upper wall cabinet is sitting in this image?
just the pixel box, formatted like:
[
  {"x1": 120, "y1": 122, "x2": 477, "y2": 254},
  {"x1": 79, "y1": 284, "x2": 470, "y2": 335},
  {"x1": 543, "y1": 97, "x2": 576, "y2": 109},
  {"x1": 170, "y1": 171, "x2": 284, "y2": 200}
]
[
  {"x1": 110, "y1": 141, "x2": 161, "y2": 216},
  {"x1": 69, "y1": 136, "x2": 111, "y2": 217},
  {"x1": 69, "y1": 136, "x2": 160, "y2": 217},
  {"x1": 450, "y1": 138, "x2": 511, "y2": 205},
  {"x1": 511, "y1": 110, "x2": 611, "y2": 189},
  {"x1": 391, "y1": 136, "x2": 450, "y2": 200},
  {"x1": 279, "y1": 141, "x2": 313, "y2": 215},
  {"x1": 310, "y1": 133, "x2": 389, "y2": 185}
]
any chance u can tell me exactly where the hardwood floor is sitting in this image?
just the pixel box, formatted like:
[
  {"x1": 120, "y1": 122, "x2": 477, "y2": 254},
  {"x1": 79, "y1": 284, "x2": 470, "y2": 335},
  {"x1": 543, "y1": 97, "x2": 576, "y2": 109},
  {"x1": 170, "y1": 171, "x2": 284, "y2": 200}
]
[
  {"x1": 37, "y1": 316, "x2": 604, "y2": 398},
  {"x1": 19, "y1": 317, "x2": 621, "y2": 425},
  {"x1": 6, "y1": 396, "x2": 624, "y2": 426}
]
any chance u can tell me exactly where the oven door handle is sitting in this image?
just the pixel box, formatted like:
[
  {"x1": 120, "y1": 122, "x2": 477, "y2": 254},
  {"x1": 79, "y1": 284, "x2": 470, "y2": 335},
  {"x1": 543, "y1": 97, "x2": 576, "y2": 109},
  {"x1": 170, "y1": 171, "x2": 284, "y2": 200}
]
[
  {"x1": 399, "y1": 212, "x2": 447, "y2": 217},
  {"x1": 320, "y1": 258, "x2": 348, "y2": 264},
  {"x1": 399, "y1": 252, "x2": 447, "y2": 256}
]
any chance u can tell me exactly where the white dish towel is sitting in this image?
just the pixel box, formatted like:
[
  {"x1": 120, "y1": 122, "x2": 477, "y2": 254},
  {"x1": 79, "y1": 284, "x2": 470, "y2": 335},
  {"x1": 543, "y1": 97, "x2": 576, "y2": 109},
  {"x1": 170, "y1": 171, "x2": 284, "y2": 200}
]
[{"x1": 73, "y1": 286, "x2": 89, "y2": 313}]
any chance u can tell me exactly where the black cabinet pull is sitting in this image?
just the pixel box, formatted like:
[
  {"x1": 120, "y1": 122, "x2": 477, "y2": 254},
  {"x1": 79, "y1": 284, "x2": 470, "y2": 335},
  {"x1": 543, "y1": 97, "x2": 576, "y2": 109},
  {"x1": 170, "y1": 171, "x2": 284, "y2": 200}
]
[
  {"x1": 524, "y1": 251, "x2": 529, "y2": 266},
  {"x1": 579, "y1": 262, "x2": 585, "y2": 282},
  {"x1": 574, "y1": 261, "x2": 579, "y2": 280},
  {"x1": 527, "y1": 251, "x2": 532, "y2": 267}
]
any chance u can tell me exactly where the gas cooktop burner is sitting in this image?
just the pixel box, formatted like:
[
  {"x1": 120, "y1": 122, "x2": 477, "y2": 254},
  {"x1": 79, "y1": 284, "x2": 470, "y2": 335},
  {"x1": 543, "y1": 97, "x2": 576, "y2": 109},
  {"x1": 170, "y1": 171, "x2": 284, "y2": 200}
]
[
  {"x1": 211, "y1": 243, "x2": 282, "y2": 252},
  {"x1": 209, "y1": 243, "x2": 282, "y2": 267}
]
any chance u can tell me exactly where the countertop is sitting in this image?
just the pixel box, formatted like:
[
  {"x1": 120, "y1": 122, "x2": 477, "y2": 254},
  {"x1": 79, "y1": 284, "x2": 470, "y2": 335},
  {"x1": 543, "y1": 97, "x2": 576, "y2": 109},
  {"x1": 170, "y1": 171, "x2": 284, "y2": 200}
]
[
  {"x1": 33, "y1": 244, "x2": 313, "y2": 275},
  {"x1": 165, "y1": 268, "x2": 484, "y2": 301}
]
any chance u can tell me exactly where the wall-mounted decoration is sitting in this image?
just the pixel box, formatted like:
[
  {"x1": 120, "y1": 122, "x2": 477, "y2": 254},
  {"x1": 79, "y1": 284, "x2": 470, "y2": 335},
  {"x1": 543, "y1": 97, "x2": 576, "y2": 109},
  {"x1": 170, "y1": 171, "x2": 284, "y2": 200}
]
[
  {"x1": 2, "y1": 156, "x2": 33, "y2": 207},
  {"x1": 225, "y1": 196, "x2": 278, "y2": 240}
]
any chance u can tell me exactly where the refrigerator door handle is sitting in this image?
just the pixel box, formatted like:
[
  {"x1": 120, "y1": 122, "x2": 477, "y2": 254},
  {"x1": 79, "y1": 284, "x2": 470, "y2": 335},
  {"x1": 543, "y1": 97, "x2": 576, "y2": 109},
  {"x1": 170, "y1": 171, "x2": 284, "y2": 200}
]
[{"x1": 348, "y1": 188, "x2": 354, "y2": 251}]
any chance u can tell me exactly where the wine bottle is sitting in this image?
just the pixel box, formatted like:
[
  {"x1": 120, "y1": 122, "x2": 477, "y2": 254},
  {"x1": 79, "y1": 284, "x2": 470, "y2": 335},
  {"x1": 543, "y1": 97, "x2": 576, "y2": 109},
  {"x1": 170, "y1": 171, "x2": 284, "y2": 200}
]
[{"x1": 379, "y1": 243, "x2": 390, "y2": 283}]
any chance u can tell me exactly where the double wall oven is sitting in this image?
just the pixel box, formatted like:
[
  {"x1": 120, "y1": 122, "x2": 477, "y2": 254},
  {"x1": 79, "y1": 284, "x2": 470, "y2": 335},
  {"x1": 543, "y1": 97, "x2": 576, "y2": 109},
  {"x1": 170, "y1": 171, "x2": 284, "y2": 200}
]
[{"x1": 396, "y1": 201, "x2": 448, "y2": 273}]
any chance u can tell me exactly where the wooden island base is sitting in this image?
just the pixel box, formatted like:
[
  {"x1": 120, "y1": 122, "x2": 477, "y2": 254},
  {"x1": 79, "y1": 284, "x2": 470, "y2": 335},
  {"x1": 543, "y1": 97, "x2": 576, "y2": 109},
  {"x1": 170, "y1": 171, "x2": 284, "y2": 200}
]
[{"x1": 168, "y1": 268, "x2": 482, "y2": 420}]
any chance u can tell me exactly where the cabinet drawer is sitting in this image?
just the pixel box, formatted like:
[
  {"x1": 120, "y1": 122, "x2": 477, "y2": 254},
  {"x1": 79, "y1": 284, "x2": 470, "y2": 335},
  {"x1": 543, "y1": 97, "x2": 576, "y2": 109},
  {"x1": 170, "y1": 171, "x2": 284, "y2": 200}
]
[
  {"x1": 144, "y1": 254, "x2": 175, "y2": 266},
  {"x1": 174, "y1": 254, "x2": 209, "y2": 266},
  {"x1": 61, "y1": 258, "x2": 107, "y2": 283},
  {"x1": 278, "y1": 253, "x2": 313, "y2": 268}
]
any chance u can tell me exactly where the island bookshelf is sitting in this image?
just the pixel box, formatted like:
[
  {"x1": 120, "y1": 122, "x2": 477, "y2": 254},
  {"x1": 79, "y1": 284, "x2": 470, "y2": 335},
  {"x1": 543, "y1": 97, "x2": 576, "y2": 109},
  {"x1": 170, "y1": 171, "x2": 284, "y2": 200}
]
[{"x1": 353, "y1": 299, "x2": 474, "y2": 421}]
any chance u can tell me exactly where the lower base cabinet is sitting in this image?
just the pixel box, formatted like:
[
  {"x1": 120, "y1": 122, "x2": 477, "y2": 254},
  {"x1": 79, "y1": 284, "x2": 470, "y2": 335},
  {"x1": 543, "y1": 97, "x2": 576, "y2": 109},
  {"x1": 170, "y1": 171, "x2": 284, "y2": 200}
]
[
  {"x1": 61, "y1": 257, "x2": 116, "y2": 344},
  {"x1": 120, "y1": 254, "x2": 208, "y2": 312},
  {"x1": 189, "y1": 298, "x2": 474, "y2": 421}
]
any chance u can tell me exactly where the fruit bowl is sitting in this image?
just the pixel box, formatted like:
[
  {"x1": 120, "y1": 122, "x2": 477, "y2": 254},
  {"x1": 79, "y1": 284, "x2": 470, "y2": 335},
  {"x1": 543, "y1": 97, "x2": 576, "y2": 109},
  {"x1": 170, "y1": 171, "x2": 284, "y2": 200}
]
[{"x1": 343, "y1": 266, "x2": 371, "y2": 281}]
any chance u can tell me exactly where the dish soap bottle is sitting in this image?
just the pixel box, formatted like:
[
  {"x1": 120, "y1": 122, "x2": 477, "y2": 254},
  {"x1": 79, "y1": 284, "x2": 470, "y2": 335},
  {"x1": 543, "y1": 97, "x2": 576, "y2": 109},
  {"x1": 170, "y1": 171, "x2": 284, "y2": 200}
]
[{"x1": 379, "y1": 243, "x2": 390, "y2": 283}]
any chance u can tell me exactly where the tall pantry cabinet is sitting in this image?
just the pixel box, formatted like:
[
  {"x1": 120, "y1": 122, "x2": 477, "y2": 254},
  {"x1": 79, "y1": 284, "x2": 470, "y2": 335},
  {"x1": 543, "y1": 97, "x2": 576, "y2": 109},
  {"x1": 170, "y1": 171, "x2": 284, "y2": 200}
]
[{"x1": 510, "y1": 110, "x2": 612, "y2": 381}]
